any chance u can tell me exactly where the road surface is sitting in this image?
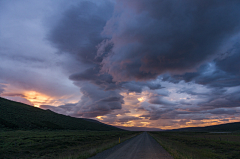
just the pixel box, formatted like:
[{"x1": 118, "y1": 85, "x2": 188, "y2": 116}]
[{"x1": 89, "y1": 132, "x2": 174, "y2": 159}]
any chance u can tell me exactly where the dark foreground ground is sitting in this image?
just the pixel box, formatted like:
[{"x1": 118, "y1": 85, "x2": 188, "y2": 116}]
[
  {"x1": 0, "y1": 130, "x2": 139, "y2": 159},
  {"x1": 89, "y1": 132, "x2": 173, "y2": 159},
  {"x1": 150, "y1": 131, "x2": 240, "y2": 159}
]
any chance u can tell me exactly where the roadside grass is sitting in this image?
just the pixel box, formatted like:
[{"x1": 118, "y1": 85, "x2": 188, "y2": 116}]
[
  {"x1": 149, "y1": 132, "x2": 240, "y2": 159},
  {"x1": 59, "y1": 131, "x2": 140, "y2": 159},
  {"x1": 0, "y1": 130, "x2": 140, "y2": 159}
]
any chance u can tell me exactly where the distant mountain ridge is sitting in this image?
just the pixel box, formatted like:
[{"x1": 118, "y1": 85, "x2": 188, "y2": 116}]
[
  {"x1": 169, "y1": 122, "x2": 240, "y2": 132},
  {"x1": 116, "y1": 126, "x2": 162, "y2": 131},
  {"x1": 0, "y1": 97, "x2": 122, "y2": 131}
]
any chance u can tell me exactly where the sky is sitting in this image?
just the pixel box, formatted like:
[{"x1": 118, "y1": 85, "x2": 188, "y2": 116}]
[{"x1": 1, "y1": 0, "x2": 240, "y2": 130}]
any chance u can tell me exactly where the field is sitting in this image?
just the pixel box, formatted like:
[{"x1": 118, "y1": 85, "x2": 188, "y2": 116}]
[
  {"x1": 149, "y1": 131, "x2": 240, "y2": 159},
  {"x1": 0, "y1": 130, "x2": 140, "y2": 159}
]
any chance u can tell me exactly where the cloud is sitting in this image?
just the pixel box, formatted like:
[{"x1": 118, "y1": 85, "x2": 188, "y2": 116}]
[
  {"x1": 0, "y1": 84, "x2": 5, "y2": 94},
  {"x1": 117, "y1": 116, "x2": 142, "y2": 123},
  {"x1": 69, "y1": 66, "x2": 122, "y2": 91},
  {"x1": 136, "y1": 81, "x2": 240, "y2": 122},
  {"x1": 69, "y1": 66, "x2": 163, "y2": 93},
  {"x1": 70, "y1": 82, "x2": 124, "y2": 117},
  {"x1": 139, "y1": 104, "x2": 175, "y2": 120},
  {"x1": 40, "y1": 103, "x2": 78, "y2": 116},
  {"x1": 122, "y1": 81, "x2": 162, "y2": 93},
  {"x1": 46, "y1": 1, "x2": 128, "y2": 118},
  {"x1": 148, "y1": 96, "x2": 176, "y2": 106},
  {"x1": 177, "y1": 89, "x2": 205, "y2": 96},
  {"x1": 0, "y1": 0, "x2": 81, "y2": 103},
  {"x1": 48, "y1": 1, "x2": 114, "y2": 65},
  {"x1": 165, "y1": 42, "x2": 240, "y2": 88},
  {"x1": 99, "y1": 0, "x2": 240, "y2": 82},
  {"x1": 2, "y1": 0, "x2": 240, "y2": 129},
  {"x1": 47, "y1": 0, "x2": 240, "y2": 121},
  {"x1": 0, "y1": 93, "x2": 26, "y2": 98},
  {"x1": 206, "y1": 108, "x2": 237, "y2": 115}
]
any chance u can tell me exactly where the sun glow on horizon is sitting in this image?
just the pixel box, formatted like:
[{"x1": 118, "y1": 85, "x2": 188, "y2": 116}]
[
  {"x1": 23, "y1": 91, "x2": 79, "y2": 107},
  {"x1": 23, "y1": 91, "x2": 55, "y2": 107},
  {"x1": 137, "y1": 97, "x2": 146, "y2": 102},
  {"x1": 96, "y1": 116, "x2": 105, "y2": 120}
]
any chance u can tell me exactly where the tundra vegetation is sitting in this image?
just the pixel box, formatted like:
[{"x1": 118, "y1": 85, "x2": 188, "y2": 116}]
[
  {"x1": 149, "y1": 131, "x2": 240, "y2": 159},
  {"x1": 0, "y1": 130, "x2": 140, "y2": 159}
]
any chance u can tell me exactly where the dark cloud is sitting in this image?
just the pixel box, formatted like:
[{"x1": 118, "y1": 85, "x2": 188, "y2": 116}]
[
  {"x1": 165, "y1": 43, "x2": 240, "y2": 88},
  {"x1": 70, "y1": 82, "x2": 124, "y2": 118},
  {"x1": 206, "y1": 108, "x2": 237, "y2": 115},
  {"x1": 146, "y1": 83, "x2": 162, "y2": 90},
  {"x1": 69, "y1": 66, "x2": 122, "y2": 91},
  {"x1": 48, "y1": 0, "x2": 163, "y2": 119},
  {"x1": 139, "y1": 105, "x2": 174, "y2": 120},
  {"x1": 58, "y1": 103, "x2": 77, "y2": 111},
  {"x1": 122, "y1": 82, "x2": 162, "y2": 93},
  {"x1": 48, "y1": 1, "x2": 114, "y2": 65},
  {"x1": 216, "y1": 43, "x2": 240, "y2": 75},
  {"x1": 122, "y1": 82, "x2": 142, "y2": 93},
  {"x1": 148, "y1": 96, "x2": 176, "y2": 106},
  {"x1": 47, "y1": 1, "x2": 125, "y2": 118},
  {"x1": 99, "y1": 0, "x2": 240, "y2": 82},
  {"x1": 177, "y1": 88, "x2": 208, "y2": 96},
  {"x1": 46, "y1": 0, "x2": 240, "y2": 122},
  {"x1": 69, "y1": 65, "x2": 163, "y2": 94},
  {"x1": 201, "y1": 96, "x2": 240, "y2": 109},
  {"x1": 176, "y1": 86, "x2": 240, "y2": 112},
  {"x1": 140, "y1": 106, "x2": 238, "y2": 121}
]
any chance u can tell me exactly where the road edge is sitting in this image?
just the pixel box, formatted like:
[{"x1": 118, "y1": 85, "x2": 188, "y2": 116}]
[
  {"x1": 87, "y1": 132, "x2": 143, "y2": 159},
  {"x1": 147, "y1": 132, "x2": 176, "y2": 159}
]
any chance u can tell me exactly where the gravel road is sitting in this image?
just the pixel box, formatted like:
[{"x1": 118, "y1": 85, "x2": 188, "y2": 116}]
[{"x1": 89, "y1": 132, "x2": 173, "y2": 159}]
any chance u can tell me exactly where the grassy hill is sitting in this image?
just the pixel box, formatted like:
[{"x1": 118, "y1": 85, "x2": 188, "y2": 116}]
[
  {"x1": 0, "y1": 97, "x2": 122, "y2": 131},
  {"x1": 170, "y1": 122, "x2": 240, "y2": 132}
]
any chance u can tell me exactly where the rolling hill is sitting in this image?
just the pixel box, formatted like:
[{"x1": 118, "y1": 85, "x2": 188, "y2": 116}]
[
  {"x1": 170, "y1": 122, "x2": 240, "y2": 132},
  {"x1": 0, "y1": 97, "x2": 122, "y2": 131}
]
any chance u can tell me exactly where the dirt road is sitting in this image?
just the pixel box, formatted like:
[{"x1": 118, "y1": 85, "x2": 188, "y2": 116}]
[{"x1": 89, "y1": 132, "x2": 173, "y2": 159}]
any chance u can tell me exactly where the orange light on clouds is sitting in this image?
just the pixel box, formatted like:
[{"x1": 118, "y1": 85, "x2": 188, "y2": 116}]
[
  {"x1": 122, "y1": 121, "x2": 135, "y2": 127},
  {"x1": 3, "y1": 83, "x2": 239, "y2": 130},
  {"x1": 23, "y1": 91, "x2": 78, "y2": 107},
  {"x1": 1, "y1": 83, "x2": 80, "y2": 108},
  {"x1": 140, "y1": 122, "x2": 149, "y2": 127},
  {"x1": 137, "y1": 97, "x2": 146, "y2": 102},
  {"x1": 23, "y1": 91, "x2": 54, "y2": 107},
  {"x1": 96, "y1": 116, "x2": 105, "y2": 120}
]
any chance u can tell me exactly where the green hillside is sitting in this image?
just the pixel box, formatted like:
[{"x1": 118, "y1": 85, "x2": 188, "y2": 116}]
[
  {"x1": 170, "y1": 122, "x2": 240, "y2": 132},
  {"x1": 0, "y1": 97, "x2": 121, "y2": 131}
]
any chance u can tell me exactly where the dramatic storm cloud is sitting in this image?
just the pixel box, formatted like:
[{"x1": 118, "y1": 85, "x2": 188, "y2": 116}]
[
  {"x1": 1, "y1": 0, "x2": 240, "y2": 129},
  {"x1": 100, "y1": 0, "x2": 240, "y2": 82}
]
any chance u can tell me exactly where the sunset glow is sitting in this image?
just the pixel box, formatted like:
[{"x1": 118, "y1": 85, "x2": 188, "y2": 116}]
[
  {"x1": 96, "y1": 116, "x2": 105, "y2": 120},
  {"x1": 23, "y1": 91, "x2": 52, "y2": 107},
  {"x1": 1, "y1": 0, "x2": 240, "y2": 130},
  {"x1": 137, "y1": 97, "x2": 146, "y2": 102}
]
